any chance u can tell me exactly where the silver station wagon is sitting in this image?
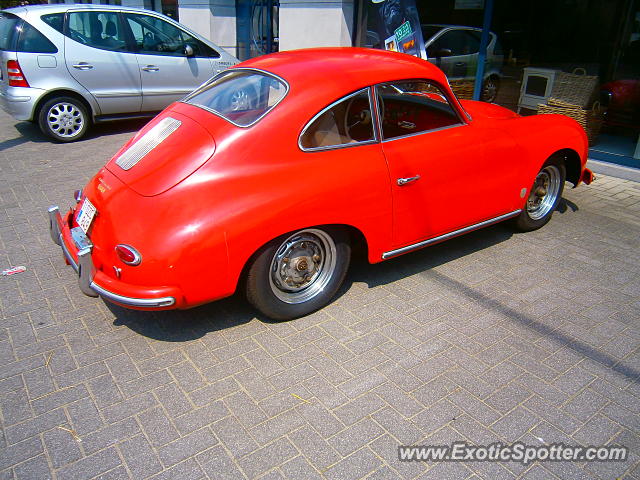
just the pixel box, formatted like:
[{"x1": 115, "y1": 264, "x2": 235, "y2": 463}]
[{"x1": 0, "y1": 4, "x2": 238, "y2": 141}]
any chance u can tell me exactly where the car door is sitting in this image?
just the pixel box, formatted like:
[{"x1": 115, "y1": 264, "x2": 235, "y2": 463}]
[
  {"x1": 376, "y1": 80, "x2": 518, "y2": 249},
  {"x1": 427, "y1": 29, "x2": 480, "y2": 80},
  {"x1": 122, "y1": 12, "x2": 215, "y2": 112},
  {"x1": 64, "y1": 10, "x2": 142, "y2": 115}
]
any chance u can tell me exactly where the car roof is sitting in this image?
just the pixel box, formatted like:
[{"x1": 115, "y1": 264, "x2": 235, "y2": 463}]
[
  {"x1": 2, "y1": 4, "x2": 171, "y2": 15},
  {"x1": 238, "y1": 47, "x2": 450, "y2": 99}
]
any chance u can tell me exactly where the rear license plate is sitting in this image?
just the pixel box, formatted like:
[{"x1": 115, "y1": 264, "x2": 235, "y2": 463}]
[{"x1": 77, "y1": 198, "x2": 97, "y2": 234}]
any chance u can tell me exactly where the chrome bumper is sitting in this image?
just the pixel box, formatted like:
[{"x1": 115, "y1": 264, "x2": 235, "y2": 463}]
[{"x1": 48, "y1": 205, "x2": 175, "y2": 308}]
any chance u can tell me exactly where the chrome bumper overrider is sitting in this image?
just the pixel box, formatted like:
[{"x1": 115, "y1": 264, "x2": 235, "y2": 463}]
[{"x1": 48, "y1": 206, "x2": 175, "y2": 308}]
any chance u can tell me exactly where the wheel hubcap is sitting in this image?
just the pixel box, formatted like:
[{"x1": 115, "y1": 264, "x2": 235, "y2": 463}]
[
  {"x1": 230, "y1": 90, "x2": 250, "y2": 111},
  {"x1": 269, "y1": 229, "x2": 337, "y2": 304},
  {"x1": 526, "y1": 165, "x2": 561, "y2": 220},
  {"x1": 47, "y1": 102, "x2": 84, "y2": 138}
]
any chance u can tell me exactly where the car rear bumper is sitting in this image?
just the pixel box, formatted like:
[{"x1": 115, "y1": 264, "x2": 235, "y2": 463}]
[
  {"x1": 48, "y1": 205, "x2": 179, "y2": 309},
  {"x1": 581, "y1": 167, "x2": 595, "y2": 185},
  {"x1": 0, "y1": 86, "x2": 45, "y2": 121}
]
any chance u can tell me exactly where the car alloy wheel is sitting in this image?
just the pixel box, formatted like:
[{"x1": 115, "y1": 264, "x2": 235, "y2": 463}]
[
  {"x1": 482, "y1": 77, "x2": 499, "y2": 103},
  {"x1": 47, "y1": 102, "x2": 85, "y2": 138},
  {"x1": 38, "y1": 96, "x2": 89, "y2": 142}
]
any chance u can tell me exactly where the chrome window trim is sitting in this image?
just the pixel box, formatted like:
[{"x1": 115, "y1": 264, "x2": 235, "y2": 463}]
[
  {"x1": 298, "y1": 87, "x2": 378, "y2": 152},
  {"x1": 374, "y1": 80, "x2": 467, "y2": 142},
  {"x1": 382, "y1": 210, "x2": 522, "y2": 260},
  {"x1": 381, "y1": 122, "x2": 466, "y2": 143},
  {"x1": 181, "y1": 67, "x2": 290, "y2": 128}
]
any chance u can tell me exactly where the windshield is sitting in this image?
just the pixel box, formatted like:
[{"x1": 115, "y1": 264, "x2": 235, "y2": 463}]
[{"x1": 183, "y1": 69, "x2": 288, "y2": 127}]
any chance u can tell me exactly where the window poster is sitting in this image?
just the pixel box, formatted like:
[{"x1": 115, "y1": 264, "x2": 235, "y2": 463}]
[{"x1": 368, "y1": 0, "x2": 427, "y2": 59}]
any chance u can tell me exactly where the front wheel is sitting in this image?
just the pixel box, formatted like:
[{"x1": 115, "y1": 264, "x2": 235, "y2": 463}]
[
  {"x1": 38, "y1": 96, "x2": 89, "y2": 142},
  {"x1": 245, "y1": 227, "x2": 351, "y2": 321},
  {"x1": 482, "y1": 76, "x2": 500, "y2": 103},
  {"x1": 514, "y1": 158, "x2": 566, "y2": 232}
]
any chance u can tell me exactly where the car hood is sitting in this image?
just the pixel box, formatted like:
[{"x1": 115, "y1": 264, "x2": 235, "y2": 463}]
[
  {"x1": 460, "y1": 100, "x2": 518, "y2": 120},
  {"x1": 105, "y1": 109, "x2": 216, "y2": 197}
]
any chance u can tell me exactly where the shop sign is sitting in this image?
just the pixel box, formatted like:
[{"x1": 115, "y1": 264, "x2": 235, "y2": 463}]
[{"x1": 368, "y1": 0, "x2": 427, "y2": 59}]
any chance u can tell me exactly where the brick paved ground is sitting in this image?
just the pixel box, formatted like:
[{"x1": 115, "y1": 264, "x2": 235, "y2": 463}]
[{"x1": 1, "y1": 108, "x2": 639, "y2": 480}]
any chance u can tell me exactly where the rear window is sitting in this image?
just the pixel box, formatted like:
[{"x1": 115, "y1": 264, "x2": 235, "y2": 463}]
[
  {"x1": 0, "y1": 12, "x2": 20, "y2": 51},
  {"x1": 17, "y1": 21, "x2": 57, "y2": 53},
  {"x1": 183, "y1": 69, "x2": 288, "y2": 127}
]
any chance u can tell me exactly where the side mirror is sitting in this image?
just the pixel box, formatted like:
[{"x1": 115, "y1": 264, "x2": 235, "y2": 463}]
[
  {"x1": 184, "y1": 44, "x2": 195, "y2": 57},
  {"x1": 434, "y1": 48, "x2": 453, "y2": 58}
]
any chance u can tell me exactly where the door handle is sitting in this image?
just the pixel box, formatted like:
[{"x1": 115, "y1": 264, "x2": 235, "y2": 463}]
[
  {"x1": 397, "y1": 175, "x2": 421, "y2": 186},
  {"x1": 454, "y1": 62, "x2": 465, "y2": 67},
  {"x1": 141, "y1": 65, "x2": 159, "y2": 72},
  {"x1": 72, "y1": 62, "x2": 94, "y2": 70}
]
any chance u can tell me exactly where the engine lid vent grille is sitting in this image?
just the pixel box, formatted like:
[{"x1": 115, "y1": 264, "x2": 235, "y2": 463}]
[{"x1": 115, "y1": 117, "x2": 182, "y2": 171}]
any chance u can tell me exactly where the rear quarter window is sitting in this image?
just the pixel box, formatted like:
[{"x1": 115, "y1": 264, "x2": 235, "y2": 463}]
[
  {"x1": 0, "y1": 12, "x2": 20, "y2": 51},
  {"x1": 17, "y1": 21, "x2": 57, "y2": 53}
]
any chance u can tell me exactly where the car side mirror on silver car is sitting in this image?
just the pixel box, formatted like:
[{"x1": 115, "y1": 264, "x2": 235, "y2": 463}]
[{"x1": 184, "y1": 44, "x2": 195, "y2": 57}]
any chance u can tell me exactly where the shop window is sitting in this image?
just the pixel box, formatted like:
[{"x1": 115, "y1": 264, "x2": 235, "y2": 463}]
[{"x1": 299, "y1": 88, "x2": 376, "y2": 150}]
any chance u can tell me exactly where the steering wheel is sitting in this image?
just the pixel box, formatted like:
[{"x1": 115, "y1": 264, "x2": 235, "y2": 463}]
[
  {"x1": 70, "y1": 30, "x2": 89, "y2": 45},
  {"x1": 344, "y1": 96, "x2": 373, "y2": 141}
]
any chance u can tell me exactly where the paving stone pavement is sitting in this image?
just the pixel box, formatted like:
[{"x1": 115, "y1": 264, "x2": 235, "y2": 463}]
[{"x1": 1, "y1": 108, "x2": 640, "y2": 480}]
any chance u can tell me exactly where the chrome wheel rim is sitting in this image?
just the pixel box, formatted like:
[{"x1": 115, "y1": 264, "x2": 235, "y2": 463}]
[
  {"x1": 229, "y1": 89, "x2": 250, "y2": 111},
  {"x1": 47, "y1": 102, "x2": 84, "y2": 138},
  {"x1": 527, "y1": 165, "x2": 561, "y2": 220},
  {"x1": 269, "y1": 229, "x2": 337, "y2": 304}
]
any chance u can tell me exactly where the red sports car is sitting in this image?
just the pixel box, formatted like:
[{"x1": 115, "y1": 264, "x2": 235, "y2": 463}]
[{"x1": 48, "y1": 48, "x2": 593, "y2": 320}]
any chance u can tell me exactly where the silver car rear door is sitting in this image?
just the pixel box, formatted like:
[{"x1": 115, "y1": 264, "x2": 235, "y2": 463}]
[{"x1": 64, "y1": 9, "x2": 142, "y2": 115}]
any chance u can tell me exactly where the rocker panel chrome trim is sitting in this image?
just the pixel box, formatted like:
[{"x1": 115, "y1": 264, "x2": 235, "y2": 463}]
[{"x1": 382, "y1": 210, "x2": 522, "y2": 260}]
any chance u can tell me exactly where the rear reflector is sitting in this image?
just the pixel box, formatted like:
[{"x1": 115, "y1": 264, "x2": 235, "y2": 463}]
[
  {"x1": 115, "y1": 117, "x2": 182, "y2": 171},
  {"x1": 7, "y1": 60, "x2": 29, "y2": 87},
  {"x1": 115, "y1": 244, "x2": 142, "y2": 266}
]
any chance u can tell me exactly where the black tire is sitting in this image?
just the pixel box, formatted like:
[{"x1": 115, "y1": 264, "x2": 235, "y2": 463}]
[
  {"x1": 38, "y1": 96, "x2": 90, "y2": 142},
  {"x1": 245, "y1": 227, "x2": 351, "y2": 321},
  {"x1": 482, "y1": 76, "x2": 500, "y2": 103},
  {"x1": 514, "y1": 157, "x2": 566, "y2": 232}
]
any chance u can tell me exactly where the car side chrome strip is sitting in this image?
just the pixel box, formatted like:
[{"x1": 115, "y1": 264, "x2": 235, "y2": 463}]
[{"x1": 381, "y1": 209, "x2": 521, "y2": 260}]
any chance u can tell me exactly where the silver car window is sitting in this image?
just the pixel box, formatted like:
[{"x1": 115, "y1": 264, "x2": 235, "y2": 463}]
[
  {"x1": 67, "y1": 11, "x2": 129, "y2": 52},
  {"x1": 124, "y1": 13, "x2": 219, "y2": 58}
]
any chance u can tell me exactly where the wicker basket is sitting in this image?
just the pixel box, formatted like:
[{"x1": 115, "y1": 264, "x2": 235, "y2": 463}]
[
  {"x1": 550, "y1": 68, "x2": 599, "y2": 108},
  {"x1": 537, "y1": 98, "x2": 604, "y2": 145},
  {"x1": 449, "y1": 80, "x2": 474, "y2": 100}
]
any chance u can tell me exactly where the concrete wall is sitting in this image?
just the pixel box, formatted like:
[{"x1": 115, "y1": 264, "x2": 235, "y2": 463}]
[
  {"x1": 279, "y1": 0, "x2": 354, "y2": 51},
  {"x1": 178, "y1": 0, "x2": 237, "y2": 55}
]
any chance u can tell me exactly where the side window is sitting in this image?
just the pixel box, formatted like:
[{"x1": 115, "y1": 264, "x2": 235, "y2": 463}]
[
  {"x1": 427, "y1": 30, "x2": 479, "y2": 57},
  {"x1": 376, "y1": 80, "x2": 462, "y2": 140},
  {"x1": 300, "y1": 88, "x2": 376, "y2": 150},
  {"x1": 17, "y1": 21, "x2": 57, "y2": 53},
  {"x1": 124, "y1": 13, "x2": 217, "y2": 57},
  {"x1": 67, "y1": 11, "x2": 128, "y2": 52},
  {"x1": 41, "y1": 13, "x2": 64, "y2": 34}
]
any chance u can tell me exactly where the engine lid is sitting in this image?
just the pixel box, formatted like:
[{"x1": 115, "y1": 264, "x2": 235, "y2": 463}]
[{"x1": 105, "y1": 110, "x2": 215, "y2": 197}]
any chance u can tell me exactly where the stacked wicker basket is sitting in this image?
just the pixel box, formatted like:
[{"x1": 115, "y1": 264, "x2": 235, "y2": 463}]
[
  {"x1": 536, "y1": 68, "x2": 604, "y2": 145},
  {"x1": 449, "y1": 80, "x2": 475, "y2": 100}
]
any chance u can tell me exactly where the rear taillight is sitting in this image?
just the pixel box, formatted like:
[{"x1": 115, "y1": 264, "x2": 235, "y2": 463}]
[
  {"x1": 7, "y1": 60, "x2": 29, "y2": 87},
  {"x1": 115, "y1": 244, "x2": 142, "y2": 266}
]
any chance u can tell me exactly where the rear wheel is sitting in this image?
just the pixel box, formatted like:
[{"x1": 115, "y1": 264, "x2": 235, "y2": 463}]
[
  {"x1": 482, "y1": 76, "x2": 500, "y2": 103},
  {"x1": 38, "y1": 96, "x2": 89, "y2": 142},
  {"x1": 245, "y1": 227, "x2": 351, "y2": 321},
  {"x1": 514, "y1": 158, "x2": 566, "y2": 231}
]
